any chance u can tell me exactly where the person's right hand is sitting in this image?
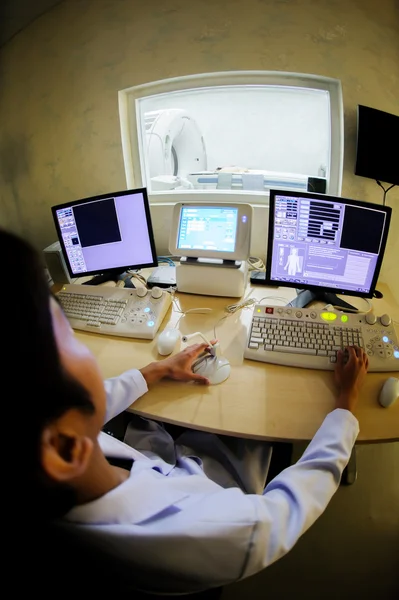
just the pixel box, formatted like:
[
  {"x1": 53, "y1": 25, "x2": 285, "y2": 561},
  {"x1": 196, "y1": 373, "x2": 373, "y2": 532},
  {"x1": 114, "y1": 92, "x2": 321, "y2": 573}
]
[{"x1": 334, "y1": 346, "x2": 369, "y2": 413}]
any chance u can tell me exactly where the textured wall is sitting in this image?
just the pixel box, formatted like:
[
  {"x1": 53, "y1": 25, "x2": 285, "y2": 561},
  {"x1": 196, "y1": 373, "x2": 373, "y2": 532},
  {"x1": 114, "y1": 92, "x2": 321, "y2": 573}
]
[{"x1": 0, "y1": 0, "x2": 398, "y2": 294}]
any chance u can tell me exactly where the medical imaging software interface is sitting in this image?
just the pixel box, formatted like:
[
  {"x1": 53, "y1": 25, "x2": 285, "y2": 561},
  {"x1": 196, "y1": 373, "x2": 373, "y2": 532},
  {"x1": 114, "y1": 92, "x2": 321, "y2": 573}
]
[
  {"x1": 177, "y1": 206, "x2": 239, "y2": 253},
  {"x1": 270, "y1": 194, "x2": 387, "y2": 293},
  {"x1": 55, "y1": 192, "x2": 154, "y2": 275}
]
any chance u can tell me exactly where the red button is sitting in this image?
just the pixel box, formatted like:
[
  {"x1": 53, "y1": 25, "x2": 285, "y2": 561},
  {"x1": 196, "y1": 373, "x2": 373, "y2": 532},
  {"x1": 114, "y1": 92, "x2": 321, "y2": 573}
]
[{"x1": 266, "y1": 307, "x2": 274, "y2": 314}]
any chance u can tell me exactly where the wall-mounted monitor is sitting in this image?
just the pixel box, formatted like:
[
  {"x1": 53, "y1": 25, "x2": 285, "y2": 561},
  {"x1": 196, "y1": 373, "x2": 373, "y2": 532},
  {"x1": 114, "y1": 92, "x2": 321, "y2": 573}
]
[
  {"x1": 355, "y1": 105, "x2": 399, "y2": 186},
  {"x1": 169, "y1": 202, "x2": 253, "y2": 261}
]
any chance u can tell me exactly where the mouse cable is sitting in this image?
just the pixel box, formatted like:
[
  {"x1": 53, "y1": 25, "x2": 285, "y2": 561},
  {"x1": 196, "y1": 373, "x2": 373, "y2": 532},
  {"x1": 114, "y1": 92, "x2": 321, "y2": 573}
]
[{"x1": 171, "y1": 295, "x2": 213, "y2": 329}]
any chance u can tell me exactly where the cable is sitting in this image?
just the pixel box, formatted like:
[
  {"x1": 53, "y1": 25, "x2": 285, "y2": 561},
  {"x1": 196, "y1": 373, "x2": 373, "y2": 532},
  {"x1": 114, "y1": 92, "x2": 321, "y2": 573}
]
[
  {"x1": 376, "y1": 180, "x2": 396, "y2": 206},
  {"x1": 324, "y1": 298, "x2": 373, "y2": 314},
  {"x1": 213, "y1": 294, "x2": 288, "y2": 338},
  {"x1": 247, "y1": 256, "x2": 265, "y2": 271},
  {"x1": 172, "y1": 295, "x2": 213, "y2": 330},
  {"x1": 130, "y1": 272, "x2": 148, "y2": 286},
  {"x1": 157, "y1": 256, "x2": 175, "y2": 267}
]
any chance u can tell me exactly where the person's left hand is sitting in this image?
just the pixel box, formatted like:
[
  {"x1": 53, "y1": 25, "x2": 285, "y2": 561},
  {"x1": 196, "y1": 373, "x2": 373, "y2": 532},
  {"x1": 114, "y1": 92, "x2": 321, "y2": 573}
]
[{"x1": 162, "y1": 341, "x2": 217, "y2": 385}]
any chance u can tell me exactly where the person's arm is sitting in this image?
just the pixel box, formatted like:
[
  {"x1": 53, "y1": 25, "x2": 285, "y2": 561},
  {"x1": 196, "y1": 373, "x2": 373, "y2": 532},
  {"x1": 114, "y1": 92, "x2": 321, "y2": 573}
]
[
  {"x1": 242, "y1": 345, "x2": 368, "y2": 575},
  {"x1": 242, "y1": 408, "x2": 357, "y2": 575},
  {"x1": 103, "y1": 342, "x2": 214, "y2": 423}
]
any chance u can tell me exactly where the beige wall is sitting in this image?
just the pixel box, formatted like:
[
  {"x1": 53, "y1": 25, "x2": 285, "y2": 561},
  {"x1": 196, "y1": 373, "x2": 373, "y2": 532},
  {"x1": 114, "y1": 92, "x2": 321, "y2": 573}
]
[{"x1": 0, "y1": 0, "x2": 398, "y2": 295}]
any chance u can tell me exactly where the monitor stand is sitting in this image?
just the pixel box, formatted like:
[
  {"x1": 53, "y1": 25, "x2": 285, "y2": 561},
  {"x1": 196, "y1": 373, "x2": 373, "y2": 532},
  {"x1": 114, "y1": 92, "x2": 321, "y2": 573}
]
[
  {"x1": 287, "y1": 289, "x2": 356, "y2": 312},
  {"x1": 83, "y1": 270, "x2": 135, "y2": 288}
]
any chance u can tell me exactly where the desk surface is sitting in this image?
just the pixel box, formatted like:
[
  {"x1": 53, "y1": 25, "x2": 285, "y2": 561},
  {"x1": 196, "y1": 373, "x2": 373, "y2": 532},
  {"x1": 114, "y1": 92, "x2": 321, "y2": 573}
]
[{"x1": 74, "y1": 281, "x2": 399, "y2": 443}]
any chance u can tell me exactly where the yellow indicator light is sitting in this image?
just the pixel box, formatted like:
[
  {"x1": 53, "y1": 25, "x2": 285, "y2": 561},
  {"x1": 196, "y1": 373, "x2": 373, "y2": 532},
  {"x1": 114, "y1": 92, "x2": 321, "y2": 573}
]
[
  {"x1": 257, "y1": 309, "x2": 261, "y2": 313},
  {"x1": 320, "y1": 312, "x2": 337, "y2": 322},
  {"x1": 341, "y1": 315, "x2": 349, "y2": 323}
]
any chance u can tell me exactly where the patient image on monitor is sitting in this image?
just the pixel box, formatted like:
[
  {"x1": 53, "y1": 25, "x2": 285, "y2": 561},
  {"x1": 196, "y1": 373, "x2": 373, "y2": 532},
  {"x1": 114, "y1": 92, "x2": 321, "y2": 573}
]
[{"x1": 284, "y1": 246, "x2": 303, "y2": 276}]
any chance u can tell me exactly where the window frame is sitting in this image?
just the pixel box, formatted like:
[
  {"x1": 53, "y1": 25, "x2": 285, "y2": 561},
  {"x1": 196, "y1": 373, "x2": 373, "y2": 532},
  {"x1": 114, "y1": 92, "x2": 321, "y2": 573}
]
[{"x1": 118, "y1": 71, "x2": 344, "y2": 206}]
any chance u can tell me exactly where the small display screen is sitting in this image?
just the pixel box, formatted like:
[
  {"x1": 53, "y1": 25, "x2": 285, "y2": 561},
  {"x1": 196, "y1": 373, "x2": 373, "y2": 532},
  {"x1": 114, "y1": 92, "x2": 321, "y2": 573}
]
[{"x1": 177, "y1": 206, "x2": 239, "y2": 253}]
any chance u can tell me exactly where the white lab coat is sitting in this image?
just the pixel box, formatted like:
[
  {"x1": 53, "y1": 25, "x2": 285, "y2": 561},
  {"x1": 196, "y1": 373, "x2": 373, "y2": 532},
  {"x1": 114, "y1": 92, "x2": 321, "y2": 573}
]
[{"x1": 65, "y1": 369, "x2": 359, "y2": 594}]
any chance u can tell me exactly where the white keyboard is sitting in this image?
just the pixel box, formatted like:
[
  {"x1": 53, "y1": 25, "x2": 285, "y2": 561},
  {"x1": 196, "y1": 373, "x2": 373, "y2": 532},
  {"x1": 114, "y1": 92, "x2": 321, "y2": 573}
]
[
  {"x1": 244, "y1": 305, "x2": 399, "y2": 372},
  {"x1": 56, "y1": 284, "x2": 172, "y2": 340}
]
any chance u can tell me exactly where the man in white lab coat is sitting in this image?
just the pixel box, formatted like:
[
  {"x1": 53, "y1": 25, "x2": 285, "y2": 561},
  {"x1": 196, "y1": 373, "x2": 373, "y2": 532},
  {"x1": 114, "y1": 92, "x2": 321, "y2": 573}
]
[{"x1": 6, "y1": 229, "x2": 368, "y2": 594}]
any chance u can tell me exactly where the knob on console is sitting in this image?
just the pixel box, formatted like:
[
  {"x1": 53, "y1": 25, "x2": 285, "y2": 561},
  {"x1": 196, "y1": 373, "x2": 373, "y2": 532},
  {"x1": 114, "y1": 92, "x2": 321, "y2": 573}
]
[
  {"x1": 136, "y1": 287, "x2": 148, "y2": 298},
  {"x1": 365, "y1": 313, "x2": 377, "y2": 325},
  {"x1": 380, "y1": 313, "x2": 392, "y2": 327},
  {"x1": 151, "y1": 286, "x2": 163, "y2": 299}
]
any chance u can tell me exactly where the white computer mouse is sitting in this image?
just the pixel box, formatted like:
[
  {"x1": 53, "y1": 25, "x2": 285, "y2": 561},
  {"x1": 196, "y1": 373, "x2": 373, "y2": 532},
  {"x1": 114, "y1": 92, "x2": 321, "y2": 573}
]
[
  {"x1": 378, "y1": 377, "x2": 399, "y2": 408},
  {"x1": 192, "y1": 354, "x2": 231, "y2": 385},
  {"x1": 157, "y1": 328, "x2": 181, "y2": 356}
]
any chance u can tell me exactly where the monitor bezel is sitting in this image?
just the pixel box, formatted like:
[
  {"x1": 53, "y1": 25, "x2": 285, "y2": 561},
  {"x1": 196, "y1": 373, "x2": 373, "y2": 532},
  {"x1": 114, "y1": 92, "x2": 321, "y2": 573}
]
[
  {"x1": 265, "y1": 189, "x2": 392, "y2": 299},
  {"x1": 51, "y1": 188, "x2": 158, "y2": 278},
  {"x1": 169, "y1": 202, "x2": 253, "y2": 261}
]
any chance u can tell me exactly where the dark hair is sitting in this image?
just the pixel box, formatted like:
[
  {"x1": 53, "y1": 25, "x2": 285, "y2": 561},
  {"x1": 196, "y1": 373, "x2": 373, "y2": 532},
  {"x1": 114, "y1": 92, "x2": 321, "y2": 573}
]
[{"x1": 1, "y1": 229, "x2": 95, "y2": 520}]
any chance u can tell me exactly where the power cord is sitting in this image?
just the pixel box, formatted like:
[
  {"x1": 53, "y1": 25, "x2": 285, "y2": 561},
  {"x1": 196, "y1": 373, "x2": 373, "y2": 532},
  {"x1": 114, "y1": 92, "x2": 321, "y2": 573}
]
[{"x1": 376, "y1": 180, "x2": 396, "y2": 206}]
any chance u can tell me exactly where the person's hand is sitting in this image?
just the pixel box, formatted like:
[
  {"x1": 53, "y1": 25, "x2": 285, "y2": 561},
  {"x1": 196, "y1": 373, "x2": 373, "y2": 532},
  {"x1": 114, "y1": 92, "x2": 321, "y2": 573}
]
[
  {"x1": 140, "y1": 341, "x2": 217, "y2": 386},
  {"x1": 161, "y1": 341, "x2": 217, "y2": 385},
  {"x1": 334, "y1": 346, "x2": 369, "y2": 413}
]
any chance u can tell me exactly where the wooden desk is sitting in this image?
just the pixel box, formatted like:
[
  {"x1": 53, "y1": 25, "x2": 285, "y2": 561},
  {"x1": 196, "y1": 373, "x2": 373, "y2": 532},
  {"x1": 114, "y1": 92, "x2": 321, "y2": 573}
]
[{"x1": 75, "y1": 282, "x2": 399, "y2": 443}]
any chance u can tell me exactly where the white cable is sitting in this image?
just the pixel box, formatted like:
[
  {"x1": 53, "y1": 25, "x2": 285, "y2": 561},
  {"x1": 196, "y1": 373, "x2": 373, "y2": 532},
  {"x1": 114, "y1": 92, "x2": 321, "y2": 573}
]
[
  {"x1": 172, "y1": 296, "x2": 213, "y2": 329},
  {"x1": 324, "y1": 298, "x2": 373, "y2": 314},
  {"x1": 247, "y1": 256, "x2": 265, "y2": 271}
]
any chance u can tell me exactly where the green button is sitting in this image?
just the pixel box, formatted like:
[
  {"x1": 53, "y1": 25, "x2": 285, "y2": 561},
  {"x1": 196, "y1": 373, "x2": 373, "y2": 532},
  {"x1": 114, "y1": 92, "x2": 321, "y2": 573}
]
[
  {"x1": 320, "y1": 312, "x2": 337, "y2": 321},
  {"x1": 341, "y1": 314, "x2": 349, "y2": 323}
]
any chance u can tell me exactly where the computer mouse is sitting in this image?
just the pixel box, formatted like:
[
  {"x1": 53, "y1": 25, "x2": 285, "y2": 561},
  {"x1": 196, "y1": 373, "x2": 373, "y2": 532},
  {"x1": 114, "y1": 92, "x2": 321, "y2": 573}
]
[
  {"x1": 192, "y1": 354, "x2": 231, "y2": 385},
  {"x1": 378, "y1": 377, "x2": 399, "y2": 408},
  {"x1": 157, "y1": 328, "x2": 181, "y2": 356}
]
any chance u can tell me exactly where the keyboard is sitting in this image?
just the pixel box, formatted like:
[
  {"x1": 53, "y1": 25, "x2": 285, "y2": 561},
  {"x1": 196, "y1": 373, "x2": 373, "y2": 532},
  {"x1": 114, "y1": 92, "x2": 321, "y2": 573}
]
[
  {"x1": 244, "y1": 305, "x2": 399, "y2": 372},
  {"x1": 56, "y1": 284, "x2": 172, "y2": 339}
]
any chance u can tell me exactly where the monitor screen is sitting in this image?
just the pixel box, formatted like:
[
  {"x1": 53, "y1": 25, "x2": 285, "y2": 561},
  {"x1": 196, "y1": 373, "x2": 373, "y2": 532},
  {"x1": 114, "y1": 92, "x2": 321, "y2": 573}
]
[
  {"x1": 355, "y1": 105, "x2": 399, "y2": 186},
  {"x1": 265, "y1": 190, "x2": 392, "y2": 298},
  {"x1": 52, "y1": 188, "x2": 157, "y2": 278},
  {"x1": 169, "y1": 202, "x2": 253, "y2": 261},
  {"x1": 177, "y1": 206, "x2": 238, "y2": 253}
]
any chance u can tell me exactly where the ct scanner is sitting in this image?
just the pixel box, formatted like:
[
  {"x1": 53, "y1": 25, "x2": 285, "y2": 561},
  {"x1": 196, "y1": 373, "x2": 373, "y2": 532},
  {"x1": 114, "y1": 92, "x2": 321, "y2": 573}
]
[
  {"x1": 144, "y1": 108, "x2": 326, "y2": 193},
  {"x1": 145, "y1": 109, "x2": 207, "y2": 190}
]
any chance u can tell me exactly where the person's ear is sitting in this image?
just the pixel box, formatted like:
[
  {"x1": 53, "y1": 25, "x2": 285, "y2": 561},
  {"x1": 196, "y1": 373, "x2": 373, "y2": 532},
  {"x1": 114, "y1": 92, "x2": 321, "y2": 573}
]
[{"x1": 41, "y1": 419, "x2": 94, "y2": 482}]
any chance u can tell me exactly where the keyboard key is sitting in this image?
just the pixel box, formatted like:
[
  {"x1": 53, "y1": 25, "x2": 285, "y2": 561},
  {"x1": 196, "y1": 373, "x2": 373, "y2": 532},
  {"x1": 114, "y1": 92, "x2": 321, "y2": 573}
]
[{"x1": 273, "y1": 345, "x2": 317, "y2": 355}]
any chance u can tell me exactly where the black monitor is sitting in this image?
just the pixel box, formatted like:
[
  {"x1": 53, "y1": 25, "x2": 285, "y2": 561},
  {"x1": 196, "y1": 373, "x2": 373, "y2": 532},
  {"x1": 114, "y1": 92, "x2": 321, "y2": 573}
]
[
  {"x1": 264, "y1": 190, "x2": 392, "y2": 310},
  {"x1": 355, "y1": 105, "x2": 399, "y2": 186},
  {"x1": 52, "y1": 188, "x2": 157, "y2": 285}
]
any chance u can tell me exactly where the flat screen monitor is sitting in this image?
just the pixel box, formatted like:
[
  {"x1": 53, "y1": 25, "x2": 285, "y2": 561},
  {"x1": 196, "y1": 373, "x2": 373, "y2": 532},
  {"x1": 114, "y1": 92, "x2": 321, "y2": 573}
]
[
  {"x1": 355, "y1": 105, "x2": 399, "y2": 186},
  {"x1": 265, "y1": 190, "x2": 392, "y2": 308},
  {"x1": 52, "y1": 188, "x2": 157, "y2": 280},
  {"x1": 169, "y1": 202, "x2": 253, "y2": 261}
]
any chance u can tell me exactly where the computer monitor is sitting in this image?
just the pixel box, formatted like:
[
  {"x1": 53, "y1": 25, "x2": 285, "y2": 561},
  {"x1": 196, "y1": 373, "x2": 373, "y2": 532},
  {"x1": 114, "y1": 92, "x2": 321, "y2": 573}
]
[
  {"x1": 169, "y1": 202, "x2": 253, "y2": 262},
  {"x1": 355, "y1": 105, "x2": 399, "y2": 186},
  {"x1": 52, "y1": 188, "x2": 157, "y2": 285},
  {"x1": 265, "y1": 190, "x2": 392, "y2": 310}
]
